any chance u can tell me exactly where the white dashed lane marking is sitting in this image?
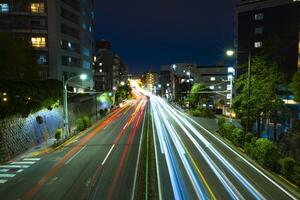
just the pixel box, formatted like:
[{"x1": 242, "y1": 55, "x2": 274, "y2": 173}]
[
  {"x1": 0, "y1": 174, "x2": 16, "y2": 178},
  {"x1": 0, "y1": 179, "x2": 7, "y2": 184},
  {"x1": 0, "y1": 157, "x2": 40, "y2": 184}
]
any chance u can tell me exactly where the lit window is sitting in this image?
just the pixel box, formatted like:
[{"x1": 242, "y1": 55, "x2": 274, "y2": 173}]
[
  {"x1": 31, "y1": 37, "x2": 46, "y2": 47},
  {"x1": 68, "y1": 57, "x2": 72, "y2": 63},
  {"x1": 0, "y1": 4, "x2": 9, "y2": 13},
  {"x1": 255, "y1": 13, "x2": 263, "y2": 20},
  {"x1": 31, "y1": 3, "x2": 45, "y2": 13},
  {"x1": 210, "y1": 77, "x2": 215, "y2": 81},
  {"x1": 37, "y1": 55, "x2": 47, "y2": 64},
  {"x1": 254, "y1": 41, "x2": 262, "y2": 48},
  {"x1": 255, "y1": 27, "x2": 263, "y2": 34}
]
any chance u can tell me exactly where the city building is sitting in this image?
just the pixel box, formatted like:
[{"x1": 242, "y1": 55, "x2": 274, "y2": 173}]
[
  {"x1": 144, "y1": 71, "x2": 159, "y2": 93},
  {"x1": 159, "y1": 63, "x2": 234, "y2": 107},
  {"x1": 235, "y1": 0, "x2": 300, "y2": 80},
  {"x1": 93, "y1": 40, "x2": 128, "y2": 91},
  {"x1": 0, "y1": 0, "x2": 95, "y2": 81}
]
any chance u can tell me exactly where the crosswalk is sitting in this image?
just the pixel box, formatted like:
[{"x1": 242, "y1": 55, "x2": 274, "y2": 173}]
[{"x1": 0, "y1": 157, "x2": 40, "y2": 184}]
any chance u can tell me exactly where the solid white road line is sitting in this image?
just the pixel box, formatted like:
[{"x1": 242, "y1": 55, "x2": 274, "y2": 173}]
[
  {"x1": 102, "y1": 144, "x2": 115, "y2": 166},
  {"x1": 11, "y1": 161, "x2": 35, "y2": 165},
  {"x1": 0, "y1": 179, "x2": 7, "y2": 184},
  {"x1": 65, "y1": 145, "x2": 87, "y2": 165},
  {"x1": 0, "y1": 165, "x2": 29, "y2": 168},
  {"x1": 131, "y1": 106, "x2": 147, "y2": 200},
  {"x1": 23, "y1": 158, "x2": 41, "y2": 161},
  {"x1": 0, "y1": 174, "x2": 16, "y2": 178}
]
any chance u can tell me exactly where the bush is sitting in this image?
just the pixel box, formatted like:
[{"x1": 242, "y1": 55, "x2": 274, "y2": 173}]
[
  {"x1": 291, "y1": 165, "x2": 300, "y2": 186},
  {"x1": 76, "y1": 118, "x2": 85, "y2": 131},
  {"x1": 190, "y1": 108, "x2": 215, "y2": 118},
  {"x1": 83, "y1": 116, "x2": 91, "y2": 129},
  {"x1": 218, "y1": 118, "x2": 226, "y2": 128},
  {"x1": 245, "y1": 132, "x2": 254, "y2": 143},
  {"x1": 55, "y1": 128, "x2": 62, "y2": 141},
  {"x1": 253, "y1": 138, "x2": 279, "y2": 170},
  {"x1": 232, "y1": 128, "x2": 244, "y2": 147},
  {"x1": 279, "y1": 157, "x2": 295, "y2": 178},
  {"x1": 244, "y1": 136, "x2": 258, "y2": 157}
]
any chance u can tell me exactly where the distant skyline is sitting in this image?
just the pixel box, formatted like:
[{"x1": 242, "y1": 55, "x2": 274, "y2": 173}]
[{"x1": 94, "y1": 0, "x2": 237, "y2": 74}]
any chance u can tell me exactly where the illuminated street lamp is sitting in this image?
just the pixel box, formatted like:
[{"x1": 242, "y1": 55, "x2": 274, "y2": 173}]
[
  {"x1": 120, "y1": 81, "x2": 125, "y2": 86},
  {"x1": 63, "y1": 73, "x2": 87, "y2": 139},
  {"x1": 226, "y1": 50, "x2": 235, "y2": 56}
]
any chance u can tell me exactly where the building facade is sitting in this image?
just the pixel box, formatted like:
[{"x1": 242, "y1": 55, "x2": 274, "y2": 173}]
[
  {"x1": 93, "y1": 40, "x2": 128, "y2": 91},
  {"x1": 159, "y1": 63, "x2": 233, "y2": 105},
  {"x1": 235, "y1": 0, "x2": 300, "y2": 80},
  {"x1": 0, "y1": 0, "x2": 94, "y2": 81}
]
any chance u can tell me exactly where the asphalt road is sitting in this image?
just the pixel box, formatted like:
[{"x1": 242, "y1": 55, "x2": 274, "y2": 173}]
[
  {"x1": 1, "y1": 88, "x2": 300, "y2": 200},
  {"x1": 0, "y1": 95, "x2": 147, "y2": 200},
  {"x1": 149, "y1": 94, "x2": 300, "y2": 200}
]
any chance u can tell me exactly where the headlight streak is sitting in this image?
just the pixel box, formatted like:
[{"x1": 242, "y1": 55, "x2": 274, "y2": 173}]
[
  {"x1": 174, "y1": 108, "x2": 298, "y2": 200},
  {"x1": 157, "y1": 97, "x2": 266, "y2": 200},
  {"x1": 153, "y1": 99, "x2": 209, "y2": 199},
  {"x1": 152, "y1": 96, "x2": 243, "y2": 200},
  {"x1": 151, "y1": 100, "x2": 186, "y2": 200}
]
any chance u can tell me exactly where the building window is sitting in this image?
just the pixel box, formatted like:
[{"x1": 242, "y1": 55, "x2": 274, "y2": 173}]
[
  {"x1": 255, "y1": 27, "x2": 263, "y2": 34},
  {"x1": 37, "y1": 55, "x2": 47, "y2": 65},
  {"x1": 31, "y1": 37, "x2": 46, "y2": 47},
  {"x1": 31, "y1": 3, "x2": 45, "y2": 13},
  {"x1": 0, "y1": 4, "x2": 9, "y2": 13},
  {"x1": 210, "y1": 77, "x2": 215, "y2": 81},
  {"x1": 255, "y1": 13, "x2": 264, "y2": 20},
  {"x1": 254, "y1": 41, "x2": 262, "y2": 48}
]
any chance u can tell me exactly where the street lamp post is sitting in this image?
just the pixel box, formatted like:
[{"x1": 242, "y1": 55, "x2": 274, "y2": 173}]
[
  {"x1": 62, "y1": 74, "x2": 87, "y2": 139},
  {"x1": 226, "y1": 50, "x2": 251, "y2": 133}
]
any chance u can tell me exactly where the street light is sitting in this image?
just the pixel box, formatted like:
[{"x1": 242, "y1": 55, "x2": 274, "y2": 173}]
[
  {"x1": 226, "y1": 49, "x2": 251, "y2": 132},
  {"x1": 120, "y1": 81, "x2": 125, "y2": 86},
  {"x1": 226, "y1": 50, "x2": 235, "y2": 57},
  {"x1": 63, "y1": 73, "x2": 87, "y2": 139}
]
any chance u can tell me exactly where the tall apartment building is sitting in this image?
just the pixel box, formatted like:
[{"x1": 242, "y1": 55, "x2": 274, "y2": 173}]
[
  {"x1": 235, "y1": 0, "x2": 300, "y2": 80},
  {"x1": 0, "y1": 0, "x2": 94, "y2": 81},
  {"x1": 93, "y1": 40, "x2": 128, "y2": 91}
]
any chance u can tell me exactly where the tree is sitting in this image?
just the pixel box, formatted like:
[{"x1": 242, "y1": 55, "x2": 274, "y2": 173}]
[
  {"x1": 233, "y1": 57, "x2": 286, "y2": 138},
  {"x1": 0, "y1": 33, "x2": 38, "y2": 80},
  {"x1": 290, "y1": 73, "x2": 300, "y2": 102},
  {"x1": 253, "y1": 138, "x2": 278, "y2": 170},
  {"x1": 187, "y1": 83, "x2": 210, "y2": 109}
]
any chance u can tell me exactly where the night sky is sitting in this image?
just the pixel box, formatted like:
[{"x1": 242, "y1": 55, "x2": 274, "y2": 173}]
[{"x1": 94, "y1": 0, "x2": 237, "y2": 74}]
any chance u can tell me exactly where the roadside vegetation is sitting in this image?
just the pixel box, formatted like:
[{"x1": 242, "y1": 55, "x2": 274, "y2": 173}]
[
  {"x1": 186, "y1": 83, "x2": 215, "y2": 118},
  {"x1": 216, "y1": 50, "x2": 300, "y2": 187},
  {"x1": 217, "y1": 118, "x2": 300, "y2": 187},
  {"x1": 0, "y1": 79, "x2": 62, "y2": 119}
]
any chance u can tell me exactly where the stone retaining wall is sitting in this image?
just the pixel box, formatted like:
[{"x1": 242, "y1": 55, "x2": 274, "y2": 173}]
[{"x1": 0, "y1": 97, "x2": 95, "y2": 163}]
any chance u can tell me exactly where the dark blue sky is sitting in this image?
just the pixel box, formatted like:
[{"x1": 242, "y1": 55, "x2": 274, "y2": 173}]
[{"x1": 94, "y1": 0, "x2": 237, "y2": 74}]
